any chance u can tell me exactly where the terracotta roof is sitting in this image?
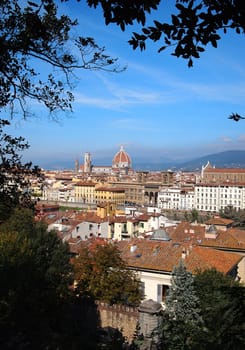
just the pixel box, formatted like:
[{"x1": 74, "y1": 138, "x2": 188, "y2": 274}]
[
  {"x1": 137, "y1": 213, "x2": 151, "y2": 221},
  {"x1": 67, "y1": 237, "x2": 83, "y2": 254},
  {"x1": 205, "y1": 217, "x2": 234, "y2": 226},
  {"x1": 204, "y1": 168, "x2": 245, "y2": 173},
  {"x1": 127, "y1": 217, "x2": 140, "y2": 223},
  {"x1": 69, "y1": 236, "x2": 108, "y2": 254},
  {"x1": 167, "y1": 221, "x2": 205, "y2": 243},
  {"x1": 112, "y1": 146, "x2": 131, "y2": 167},
  {"x1": 116, "y1": 239, "x2": 242, "y2": 275},
  {"x1": 228, "y1": 228, "x2": 245, "y2": 244},
  {"x1": 201, "y1": 229, "x2": 245, "y2": 250},
  {"x1": 37, "y1": 211, "x2": 60, "y2": 224},
  {"x1": 110, "y1": 216, "x2": 128, "y2": 223},
  {"x1": 184, "y1": 246, "x2": 242, "y2": 274},
  {"x1": 166, "y1": 219, "x2": 245, "y2": 251},
  {"x1": 117, "y1": 239, "x2": 181, "y2": 273},
  {"x1": 81, "y1": 212, "x2": 107, "y2": 224}
]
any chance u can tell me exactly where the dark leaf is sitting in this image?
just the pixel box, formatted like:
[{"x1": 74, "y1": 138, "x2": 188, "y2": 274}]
[
  {"x1": 158, "y1": 45, "x2": 167, "y2": 53},
  {"x1": 188, "y1": 58, "x2": 193, "y2": 67}
]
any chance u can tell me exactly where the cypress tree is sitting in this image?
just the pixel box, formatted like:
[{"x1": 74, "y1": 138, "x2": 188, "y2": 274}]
[{"x1": 162, "y1": 259, "x2": 204, "y2": 350}]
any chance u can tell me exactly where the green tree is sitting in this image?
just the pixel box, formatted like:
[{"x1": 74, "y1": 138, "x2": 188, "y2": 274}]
[
  {"x1": 162, "y1": 259, "x2": 203, "y2": 350},
  {"x1": 0, "y1": 208, "x2": 79, "y2": 349},
  {"x1": 0, "y1": 206, "x2": 36, "y2": 235},
  {"x1": 190, "y1": 208, "x2": 199, "y2": 222},
  {"x1": 194, "y1": 268, "x2": 245, "y2": 350},
  {"x1": 0, "y1": 0, "x2": 126, "y2": 218},
  {"x1": 87, "y1": 0, "x2": 245, "y2": 67},
  {"x1": 0, "y1": 120, "x2": 42, "y2": 222},
  {"x1": 1, "y1": 0, "x2": 123, "y2": 120},
  {"x1": 74, "y1": 241, "x2": 142, "y2": 306},
  {"x1": 184, "y1": 211, "x2": 190, "y2": 221},
  {"x1": 87, "y1": 0, "x2": 245, "y2": 120},
  {"x1": 2, "y1": 1, "x2": 245, "y2": 121},
  {"x1": 220, "y1": 205, "x2": 245, "y2": 227}
]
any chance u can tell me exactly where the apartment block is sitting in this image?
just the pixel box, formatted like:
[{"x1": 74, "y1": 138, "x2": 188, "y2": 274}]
[
  {"x1": 195, "y1": 183, "x2": 245, "y2": 212},
  {"x1": 158, "y1": 187, "x2": 195, "y2": 210}
]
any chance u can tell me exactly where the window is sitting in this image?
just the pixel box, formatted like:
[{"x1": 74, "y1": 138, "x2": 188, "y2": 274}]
[
  {"x1": 140, "y1": 282, "x2": 145, "y2": 299},
  {"x1": 157, "y1": 284, "x2": 169, "y2": 303}
]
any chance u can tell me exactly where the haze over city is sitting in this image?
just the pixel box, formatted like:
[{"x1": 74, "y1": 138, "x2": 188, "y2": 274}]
[{"x1": 4, "y1": 1, "x2": 245, "y2": 169}]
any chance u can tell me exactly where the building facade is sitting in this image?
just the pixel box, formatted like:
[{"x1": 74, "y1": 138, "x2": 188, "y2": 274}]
[
  {"x1": 201, "y1": 162, "x2": 245, "y2": 184},
  {"x1": 74, "y1": 181, "x2": 97, "y2": 203},
  {"x1": 158, "y1": 187, "x2": 195, "y2": 211},
  {"x1": 194, "y1": 183, "x2": 245, "y2": 212},
  {"x1": 94, "y1": 186, "x2": 125, "y2": 205}
]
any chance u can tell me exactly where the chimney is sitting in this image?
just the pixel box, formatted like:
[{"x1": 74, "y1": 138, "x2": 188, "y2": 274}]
[
  {"x1": 130, "y1": 244, "x2": 137, "y2": 253},
  {"x1": 182, "y1": 249, "x2": 186, "y2": 259}
]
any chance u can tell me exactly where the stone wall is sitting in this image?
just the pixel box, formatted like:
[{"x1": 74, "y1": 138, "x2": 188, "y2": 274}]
[
  {"x1": 97, "y1": 299, "x2": 164, "y2": 346},
  {"x1": 97, "y1": 302, "x2": 139, "y2": 342}
]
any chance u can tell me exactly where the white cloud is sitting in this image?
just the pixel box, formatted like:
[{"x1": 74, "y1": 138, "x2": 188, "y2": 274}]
[{"x1": 73, "y1": 86, "x2": 166, "y2": 110}]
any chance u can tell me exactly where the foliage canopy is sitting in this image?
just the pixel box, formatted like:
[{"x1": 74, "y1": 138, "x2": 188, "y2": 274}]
[
  {"x1": 2, "y1": 0, "x2": 244, "y2": 122},
  {"x1": 161, "y1": 263, "x2": 245, "y2": 349},
  {"x1": 0, "y1": 0, "x2": 123, "y2": 120},
  {"x1": 194, "y1": 268, "x2": 245, "y2": 350},
  {"x1": 86, "y1": 0, "x2": 245, "y2": 68},
  {"x1": 85, "y1": 0, "x2": 245, "y2": 120},
  {"x1": 0, "y1": 119, "x2": 42, "y2": 222},
  {"x1": 162, "y1": 259, "x2": 203, "y2": 349},
  {"x1": 74, "y1": 240, "x2": 142, "y2": 306},
  {"x1": 0, "y1": 208, "x2": 77, "y2": 349}
]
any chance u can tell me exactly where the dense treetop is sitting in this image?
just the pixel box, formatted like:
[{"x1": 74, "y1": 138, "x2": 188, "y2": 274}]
[
  {"x1": 85, "y1": 0, "x2": 245, "y2": 121},
  {"x1": 1, "y1": 1, "x2": 244, "y2": 121},
  {"x1": 85, "y1": 0, "x2": 245, "y2": 68},
  {"x1": 162, "y1": 259, "x2": 203, "y2": 349},
  {"x1": 194, "y1": 268, "x2": 245, "y2": 350},
  {"x1": 160, "y1": 263, "x2": 245, "y2": 350},
  {"x1": 73, "y1": 238, "x2": 142, "y2": 306},
  {"x1": 0, "y1": 119, "x2": 42, "y2": 222},
  {"x1": 0, "y1": 0, "x2": 123, "y2": 120}
]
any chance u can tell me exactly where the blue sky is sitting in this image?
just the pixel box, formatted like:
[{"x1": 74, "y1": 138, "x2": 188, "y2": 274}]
[{"x1": 5, "y1": 1, "x2": 245, "y2": 169}]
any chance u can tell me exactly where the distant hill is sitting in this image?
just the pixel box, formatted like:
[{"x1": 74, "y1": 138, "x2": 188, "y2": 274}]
[
  {"x1": 174, "y1": 150, "x2": 245, "y2": 171},
  {"x1": 39, "y1": 150, "x2": 245, "y2": 171},
  {"x1": 134, "y1": 150, "x2": 245, "y2": 171}
]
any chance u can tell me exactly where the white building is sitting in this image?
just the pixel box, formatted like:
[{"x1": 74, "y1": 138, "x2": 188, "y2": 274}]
[
  {"x1": 194, "y1": 183, "x2": 245, "y2": 212},
  {"x1": 117, "y1": 239, "x2": 242, "y2": 304},
  {"x1": 42, "y1": 181, "x2": 75, "y2": 202},
  {"x1": 157, "y1": 183, "x2": 245, "y2": 213},
  {"x1": 158, "y1": 187, "x2": 195, "y2": 211}
]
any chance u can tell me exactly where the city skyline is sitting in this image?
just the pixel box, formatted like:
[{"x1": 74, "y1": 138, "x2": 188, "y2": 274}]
[{"x1": 4, "y1": 1, "x2": 245, "y2": 169}]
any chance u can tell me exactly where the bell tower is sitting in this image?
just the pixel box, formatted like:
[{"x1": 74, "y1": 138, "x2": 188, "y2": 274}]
[
  {"x1": 75, "y1": 158, "x2": 79, "y2": 173},
  {"x1": 84, "y1": 152, "x2": 92, "y2": 173}
]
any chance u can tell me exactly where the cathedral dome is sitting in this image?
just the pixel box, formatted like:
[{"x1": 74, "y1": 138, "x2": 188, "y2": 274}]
[{"x1": 112, "y1": 146, "x2": 132, "y2": 169}]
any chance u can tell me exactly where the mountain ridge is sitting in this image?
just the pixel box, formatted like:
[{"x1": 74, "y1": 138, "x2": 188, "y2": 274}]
[
  {"x1": 39, "y1": 150, "x2": 245, "y2": 171},
  {"x1": 171, "y1": 150, "x2": 245, "y2": 171}
]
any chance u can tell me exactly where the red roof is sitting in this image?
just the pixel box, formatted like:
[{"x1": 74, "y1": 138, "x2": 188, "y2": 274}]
[
  {"x1": 117, "y1": 239, "x2": 242, "y2": 275},
  {"x1": 112, "y1": 146, "x2": 131, "y2": 167},
  {"x1": 205, "y1": 168, "x2": 245, "y2": 173},
  {"x1": 205, "y1": 217, "x2": 234, "y2": 226}
]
